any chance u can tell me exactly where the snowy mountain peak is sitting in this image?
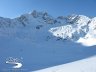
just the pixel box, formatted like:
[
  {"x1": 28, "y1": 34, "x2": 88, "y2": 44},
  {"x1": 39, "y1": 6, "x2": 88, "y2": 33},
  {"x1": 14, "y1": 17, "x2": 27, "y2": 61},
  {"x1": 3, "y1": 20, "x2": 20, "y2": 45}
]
[
  {"x1": 30, "y1": 10, "x2": 49, "y2": 18},
  {"x1": 0, "y1": 11, "x2": 96, "y2": 46},
  {"x1": 49, "y1": 14, "x2": 91, "y2": 40},
  {"x1": 66, "y1": 14, "x2": 90, "y2": 25}
]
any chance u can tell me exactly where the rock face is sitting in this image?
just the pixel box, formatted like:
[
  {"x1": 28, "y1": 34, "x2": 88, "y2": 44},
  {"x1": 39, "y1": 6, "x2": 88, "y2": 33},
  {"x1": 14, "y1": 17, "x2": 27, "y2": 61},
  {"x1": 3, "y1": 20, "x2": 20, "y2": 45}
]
[{"x1": 0, "y1": 10, "x2": 96, "y2": 46}]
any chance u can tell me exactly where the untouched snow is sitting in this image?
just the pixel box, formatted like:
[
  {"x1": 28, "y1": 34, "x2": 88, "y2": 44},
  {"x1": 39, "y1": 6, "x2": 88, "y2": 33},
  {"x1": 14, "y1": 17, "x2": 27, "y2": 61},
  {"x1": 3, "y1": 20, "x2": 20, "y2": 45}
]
[
  {"x1": 77, "y1": 37, "x2": 96, "y2": 46},
  {"x1": 33, "y1": 56, "x2": 96, "y2": 72},
  {"x1": 77, "y1": 29, "x2": 96, "y2": 46},
  {"x1": 1, "y1": 36, "x2": 96, "y2": 72}
]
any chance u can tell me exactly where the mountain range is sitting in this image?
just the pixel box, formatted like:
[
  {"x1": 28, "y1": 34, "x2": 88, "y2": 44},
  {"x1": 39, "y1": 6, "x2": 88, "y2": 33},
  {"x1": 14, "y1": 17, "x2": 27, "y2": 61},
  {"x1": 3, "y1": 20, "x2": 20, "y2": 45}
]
[
  {"x1": 0, "y1": 10, "x2": 96, "y2": 72},
  {"x1": 0, "y1": 10, "x2": 96, "y2": 46}
]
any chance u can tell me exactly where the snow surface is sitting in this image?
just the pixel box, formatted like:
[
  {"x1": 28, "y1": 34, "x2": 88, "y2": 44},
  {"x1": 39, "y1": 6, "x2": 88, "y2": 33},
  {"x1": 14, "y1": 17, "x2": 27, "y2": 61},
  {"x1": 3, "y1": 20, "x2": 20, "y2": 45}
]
[
  {"x1": 0, "y1": 10, "x2": 96, "y2": 72},
  {"x1": 77, "y1": 37, "x2": 96, "y2": 46},
  {"x1": 33, "y1": 56, "x2": 96, "y2": 72}
]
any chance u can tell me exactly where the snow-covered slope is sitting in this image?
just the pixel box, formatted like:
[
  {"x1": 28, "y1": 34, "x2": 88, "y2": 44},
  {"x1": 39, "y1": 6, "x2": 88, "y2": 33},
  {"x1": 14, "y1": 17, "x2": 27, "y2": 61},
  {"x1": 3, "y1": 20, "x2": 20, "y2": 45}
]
[
  {"x1": 49, "y1": 15, "x2": 96, "y2": 46},
  {"x1": 34, "y1": 56, "x2": 96, "y2": 72},
  {"x1": 0, "y1": 10, "x2": 96, "y2": 72}
]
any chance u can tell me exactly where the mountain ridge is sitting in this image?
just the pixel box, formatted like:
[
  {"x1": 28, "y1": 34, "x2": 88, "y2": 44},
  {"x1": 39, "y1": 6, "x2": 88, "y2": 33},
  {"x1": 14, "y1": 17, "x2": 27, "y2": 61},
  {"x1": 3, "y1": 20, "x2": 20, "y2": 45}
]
[{"x1": 0, "y1": 10, "x2": 96, "y2": 46}]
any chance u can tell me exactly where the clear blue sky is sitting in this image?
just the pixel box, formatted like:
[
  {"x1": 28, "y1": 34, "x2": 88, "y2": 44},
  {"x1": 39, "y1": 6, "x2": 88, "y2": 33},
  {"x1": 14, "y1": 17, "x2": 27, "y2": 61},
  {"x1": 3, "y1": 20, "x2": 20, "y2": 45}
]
[{"x1": 0, "y1": 0, "x2": 96, "y2": 18}]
